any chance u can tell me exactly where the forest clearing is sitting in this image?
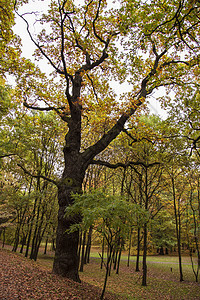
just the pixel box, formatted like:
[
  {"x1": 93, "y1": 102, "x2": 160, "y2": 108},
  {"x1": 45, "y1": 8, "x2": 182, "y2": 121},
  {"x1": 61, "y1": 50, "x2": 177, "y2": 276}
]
[{"x1": 0, "y1": 246, "x2": 200, "y2": 299}]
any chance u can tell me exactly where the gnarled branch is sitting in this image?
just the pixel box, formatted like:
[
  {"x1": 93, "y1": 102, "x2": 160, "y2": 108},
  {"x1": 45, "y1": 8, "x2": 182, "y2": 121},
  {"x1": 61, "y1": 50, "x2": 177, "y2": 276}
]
[{"x1": 91, "y1": 159, "x2": 161, "y2": 169}]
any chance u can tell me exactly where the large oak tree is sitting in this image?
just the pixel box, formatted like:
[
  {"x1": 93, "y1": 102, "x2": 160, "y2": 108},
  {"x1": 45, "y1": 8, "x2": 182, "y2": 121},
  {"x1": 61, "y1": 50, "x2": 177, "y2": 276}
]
[{"x1": 12, "y1": 0, "x2": 200, "y2": 281}]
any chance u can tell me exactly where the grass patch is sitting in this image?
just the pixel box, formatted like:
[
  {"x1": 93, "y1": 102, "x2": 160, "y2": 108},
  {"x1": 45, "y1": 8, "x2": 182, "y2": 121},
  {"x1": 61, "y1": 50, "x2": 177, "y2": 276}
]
[
  {"x1": 15, "y1": 246, "x2": 200, "y2": 300},
  {"x1": 79, "y1": 257, "x2": 200, "y2": 299}
]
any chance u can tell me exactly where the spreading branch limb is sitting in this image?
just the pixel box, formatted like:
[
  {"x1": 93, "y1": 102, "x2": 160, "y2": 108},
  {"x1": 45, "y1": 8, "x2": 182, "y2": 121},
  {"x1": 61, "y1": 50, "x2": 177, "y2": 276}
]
[
  {"x1": 17, "y1": 163, "x2": 58, "y2": 186},
  {"x1": 91, "y1": 159, "x2": 161, "y2": 169}
]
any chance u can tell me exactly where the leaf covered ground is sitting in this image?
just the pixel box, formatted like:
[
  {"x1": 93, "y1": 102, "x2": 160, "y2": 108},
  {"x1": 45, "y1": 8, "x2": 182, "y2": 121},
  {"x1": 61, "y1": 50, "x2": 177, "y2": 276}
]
[
  {"x1": 0, "y1": 249, "x2": 117, "y2": 300},
  {"x1": 1, "y1": 248, "x2": 200, "y2": 299}
]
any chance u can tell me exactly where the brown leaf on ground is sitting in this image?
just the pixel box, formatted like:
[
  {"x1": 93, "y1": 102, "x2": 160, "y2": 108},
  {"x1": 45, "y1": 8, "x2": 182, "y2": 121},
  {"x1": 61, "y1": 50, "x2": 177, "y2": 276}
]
[{"x1": 0, "y1": 249, "x2": 117, "y2": 300}]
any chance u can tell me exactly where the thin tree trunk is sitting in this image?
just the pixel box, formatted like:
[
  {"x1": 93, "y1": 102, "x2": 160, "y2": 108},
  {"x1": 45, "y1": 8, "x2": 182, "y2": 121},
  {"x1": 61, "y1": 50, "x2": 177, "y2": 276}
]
[
  {"x1": 30, "y1": 196, "x2": 43, "y2": 260},
  {"x1": 101, "y1": 245, "x2": 113, "y2": 300},
  {"x1": 113, "y1": 249, "x2": 117, "y2": 270},
  {"x1": 142, "y1": 223, "x2": 147, "y2": 286},
  {"x1": 52, "y1": 237, "x2": 56, "y2": 251},
  {"x1": 101, "y1": 237, "x2": 105, "y2": 269},
  {"x1": 31, "y1": 207, "x2": 47, "y2": 261},
  {"x1": 12, "y1": 226, "x2": 20, "y2": 252},
  {"x1": 33, "y1": 221, "x2": 48, "y2": 261},
  {"x1": 20, "y1": 233, "x2": 27, "y2": 254},
  {"x1": 108, "y1": 245, "x2": 113, "y2": 276},
  {"x1": 136, "y1": 227, "x2": 141, "y2": 272},
  {"x1": 116, "y1": 246, "x2": 122, "y2": 275},
  {"x1": 25, "y1": 227, "x2": 31, "y2": 257},
  {"x1": 142, "y1": 167, "x2": 148, "y2": 286},
  {"x1": 84, "y1": 226, "x2": 92, "y2": 264},
  {"x1": 2, "y1": 228, "x2": 5, "y2": 248},
  {"x1": 79, "y1": 231, "x2": 86, "y2": 272},
  {"x1": 25, "y1": 197, "x2": 39, "y2": 257},
  {"x1": 44, "y1": 237, "x2": 48, "y2": 255},
  {"x1": 189, "y1": 188, "x2": 199, "y2": 282},
  {"x1": 78, "y1": 231, "x2": 82, "y2": 265},
  {"x1": 127, "y1": 229, "x2": 132, "y2": 267},
  {"x1": 172, "y1": 176, "x2": 184, "y2": 282}
]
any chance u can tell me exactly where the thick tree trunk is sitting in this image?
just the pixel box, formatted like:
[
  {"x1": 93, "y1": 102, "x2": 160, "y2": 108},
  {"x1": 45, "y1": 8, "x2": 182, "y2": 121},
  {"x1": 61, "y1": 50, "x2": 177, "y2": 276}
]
[
  {"x1": 52, "y1": 156, "x2": 85, "y2": 282},
  {"x1": 53, "y1": 205, "x2": 80, "y2": 281},
  {"x1": 53, "y1": 190, "x2": 81, "y2": 281}
]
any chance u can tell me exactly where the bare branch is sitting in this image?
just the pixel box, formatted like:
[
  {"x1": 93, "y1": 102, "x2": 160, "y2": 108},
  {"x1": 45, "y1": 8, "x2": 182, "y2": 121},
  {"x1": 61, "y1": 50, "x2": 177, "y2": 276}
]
[
  {"x1": 66, "y1": 11, "x2": 92, "y2": 68},
  {"x1": 92, "y1": 0, "x2": 106, "y2": 45},
  {"x1": 59, "y1": 5, "x2": 70, "y2": 81},
  {"x1": 91, "y1": 159, "x2": 161, "y2": 169},
  {"x1": 122, "y1": 128, "x2": 153, "y2": 144},
  {"x1": 138, "y1": 44, "x2": 167, "y2": 99},
  {"x1": 23, "y1": 101, "x2": 57, "y2": 111},
  {"x1": 145, "y1": 0, "x2": 183, "y2": 36},
  {"x1": 79, "y1": 0, "x2": 93, "y2": 35},
  {"x1": 23, "y1": 100, "x2": 70, "y2": 123},
  {"x1": 87, "y1": 74, "x2": 99, "y2": 103},
  {"x1": 14, "y1": 5, "x2": 64, "y2": 75},
  {"x1": 17, "y1": 163, "x2": 58, "y2": 186},
  {"x1": 0, "y1": 153, "x2": 16, "y2": 159}
]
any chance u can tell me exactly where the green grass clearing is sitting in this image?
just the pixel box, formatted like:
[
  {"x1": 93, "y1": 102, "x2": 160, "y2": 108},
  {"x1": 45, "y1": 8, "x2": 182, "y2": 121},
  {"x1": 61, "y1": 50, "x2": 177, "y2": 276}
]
[{"x1": 36, "y1": 251, "x2": 200, "y2": 299}]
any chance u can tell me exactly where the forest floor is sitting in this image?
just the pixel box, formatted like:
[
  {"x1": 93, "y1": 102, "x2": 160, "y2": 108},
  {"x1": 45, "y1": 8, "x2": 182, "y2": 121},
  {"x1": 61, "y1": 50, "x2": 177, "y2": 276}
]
[
  {"x1": 0, "y1": 246, "x2": 200, "y2": 299},
  {"x1": 0, "y1": 248, "x2": 117, "y2": 300}
]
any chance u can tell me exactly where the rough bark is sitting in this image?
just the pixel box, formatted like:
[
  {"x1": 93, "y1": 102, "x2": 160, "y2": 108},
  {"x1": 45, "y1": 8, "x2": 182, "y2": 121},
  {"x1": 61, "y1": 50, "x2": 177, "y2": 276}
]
[
  {"x1": 53, "y1": 184, "x2": 82, "y2": 281},
  {"x1": 52, "y1": 150, "x2": 85, "y2": 281}
]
